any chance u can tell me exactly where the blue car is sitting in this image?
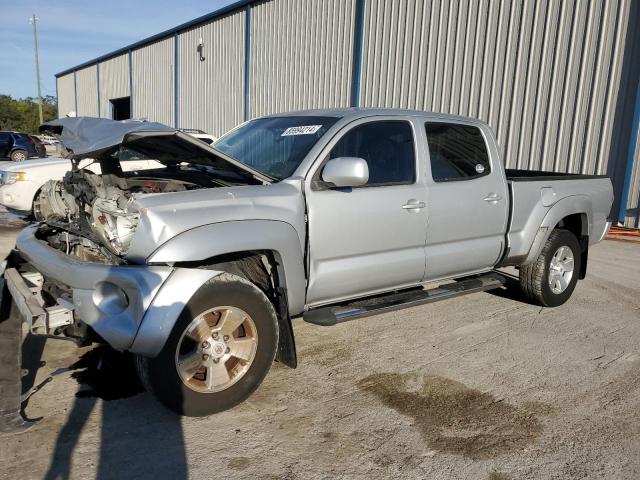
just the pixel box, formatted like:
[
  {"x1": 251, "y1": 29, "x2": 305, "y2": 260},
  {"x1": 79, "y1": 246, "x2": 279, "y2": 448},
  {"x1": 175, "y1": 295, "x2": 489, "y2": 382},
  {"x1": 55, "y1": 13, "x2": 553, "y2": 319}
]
[{"x1": 0, "y1": 131, "x2": 46, "y2": 161}]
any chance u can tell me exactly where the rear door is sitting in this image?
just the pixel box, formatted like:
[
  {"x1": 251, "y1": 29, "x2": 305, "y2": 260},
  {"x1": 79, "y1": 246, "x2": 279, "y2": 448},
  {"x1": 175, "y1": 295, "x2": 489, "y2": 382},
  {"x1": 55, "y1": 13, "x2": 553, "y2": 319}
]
[
  {"x1": 305, "y1": 118, "x2": 427, "y2": 306},
  {"x1": 422, "y1": 122, "x2": 509, "y2": 280},
  {"x1": 0, "y1": 133, "x2": 11, "y2": 158}
]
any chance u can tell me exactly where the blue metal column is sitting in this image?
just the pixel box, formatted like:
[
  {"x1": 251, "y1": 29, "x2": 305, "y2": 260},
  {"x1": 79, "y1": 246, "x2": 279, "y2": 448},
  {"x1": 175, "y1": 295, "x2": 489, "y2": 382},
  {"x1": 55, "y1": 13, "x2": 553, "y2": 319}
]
[
  {"x1": 128, "y1": 49, "x2": 133, "y2": 118},
  {"x1": 617, "y1": 75, "x2": 640, "y2": 224},
  {"x1": 243, "y1": 4, "x2": 251, "y2": 121},
  {"x1": 73, "y1": 70, "x2": 78, "y2": 115},
  {"x1": 174, "y1": 32, "x2": 179, "y2": 128},
  {"x1": 350, "y1": 0, "x2": 366, "y2": 108},
  {"x1": 96, "y1": 63, "x2": 101, "y2": 117}
]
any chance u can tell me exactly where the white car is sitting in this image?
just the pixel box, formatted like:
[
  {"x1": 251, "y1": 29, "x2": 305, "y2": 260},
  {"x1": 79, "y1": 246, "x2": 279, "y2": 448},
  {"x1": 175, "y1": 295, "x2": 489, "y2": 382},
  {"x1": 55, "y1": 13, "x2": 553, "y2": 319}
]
[
  {"x1": 0, "y1": 157, "x2": 157, "y2": 216},
  {"x1": 0, "y1": 158, "x2": 85, "y2": 215},
  {"x1": 0, "y1": 128, "x2": 216, "y2": 216}
]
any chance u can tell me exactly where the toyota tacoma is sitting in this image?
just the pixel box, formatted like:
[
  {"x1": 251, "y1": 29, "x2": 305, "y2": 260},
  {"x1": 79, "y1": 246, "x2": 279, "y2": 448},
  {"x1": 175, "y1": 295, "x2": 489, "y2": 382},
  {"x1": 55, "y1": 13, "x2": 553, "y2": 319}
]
[{"x1": 1, "y1": 111, "x2": 613, "y2": 416}]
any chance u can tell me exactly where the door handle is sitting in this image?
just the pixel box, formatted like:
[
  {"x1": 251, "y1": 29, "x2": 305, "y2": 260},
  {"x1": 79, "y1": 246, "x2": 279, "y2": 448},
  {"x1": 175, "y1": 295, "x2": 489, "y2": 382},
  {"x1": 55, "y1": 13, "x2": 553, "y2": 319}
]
[
  {"x1": 402, "y1": 200, "x2": 426, "y2": 211},
  {"x1": 483, "y1": 193, "x2": 502, "y2": 203}
]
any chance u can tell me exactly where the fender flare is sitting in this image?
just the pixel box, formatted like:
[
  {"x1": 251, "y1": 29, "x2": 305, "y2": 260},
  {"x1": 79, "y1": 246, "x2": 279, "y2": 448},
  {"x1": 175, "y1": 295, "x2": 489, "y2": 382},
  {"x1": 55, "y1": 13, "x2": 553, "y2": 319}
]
[
  {"x1": 148, "y1": 220, "x2": 307, "y2": 315},
  {"x1": 523, "y1": 195, "x2": 592, "y2": 265}
]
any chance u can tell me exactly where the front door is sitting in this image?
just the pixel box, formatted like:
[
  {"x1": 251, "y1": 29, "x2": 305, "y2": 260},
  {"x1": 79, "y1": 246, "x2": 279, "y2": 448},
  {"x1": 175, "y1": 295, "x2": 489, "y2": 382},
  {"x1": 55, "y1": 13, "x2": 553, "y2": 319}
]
[
  {"x1": 423, "y1": 122, "x2": 509, "y2": 280},
  {"x1": 305, "y1": 119, "x2": 427, "y2": 306}
]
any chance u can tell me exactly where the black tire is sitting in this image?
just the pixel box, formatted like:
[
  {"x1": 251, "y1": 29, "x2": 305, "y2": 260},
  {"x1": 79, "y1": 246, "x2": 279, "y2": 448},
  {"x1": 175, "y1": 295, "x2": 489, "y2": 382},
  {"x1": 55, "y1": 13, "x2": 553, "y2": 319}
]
[
  {"x1": 10, "y1": 149, "x2": 27, "y2": 162},
  {"x1": 519, "y1": 229, "x2": 581, "y2": 307},
  {"x1": 135, "y1": 273, "x2": 279, "y2": 416},
  {"x1": 32, "y1": 188, "x2": 45, "y2": 221}
]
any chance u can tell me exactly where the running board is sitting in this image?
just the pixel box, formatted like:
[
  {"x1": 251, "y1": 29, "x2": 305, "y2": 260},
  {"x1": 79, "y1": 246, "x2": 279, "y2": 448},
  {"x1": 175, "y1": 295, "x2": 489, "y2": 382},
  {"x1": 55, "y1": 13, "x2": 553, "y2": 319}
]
[{"x1": 303, "y1": 272, "x2": 506, "y2": 326}]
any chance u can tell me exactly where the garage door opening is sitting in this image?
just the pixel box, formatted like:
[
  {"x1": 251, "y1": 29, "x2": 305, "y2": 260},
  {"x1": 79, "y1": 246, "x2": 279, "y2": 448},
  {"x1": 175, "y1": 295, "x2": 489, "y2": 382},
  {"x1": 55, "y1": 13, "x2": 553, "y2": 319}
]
[{"x1": 110, "y1": 97, "x2": 130, "y2": 120}]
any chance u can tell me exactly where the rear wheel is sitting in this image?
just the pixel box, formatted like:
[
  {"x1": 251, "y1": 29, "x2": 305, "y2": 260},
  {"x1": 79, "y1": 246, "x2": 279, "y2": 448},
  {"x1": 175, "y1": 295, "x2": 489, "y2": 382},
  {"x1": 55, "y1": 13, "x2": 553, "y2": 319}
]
[
  {"x1": 10, "y1": 149, "x2": 27, "y2": 161},
  {"x1": 519, "y1": 229, "x2": 581, "y2": 307},
  {"x1": 135, "y1": 273, "x2": 278, "y2": 416}
]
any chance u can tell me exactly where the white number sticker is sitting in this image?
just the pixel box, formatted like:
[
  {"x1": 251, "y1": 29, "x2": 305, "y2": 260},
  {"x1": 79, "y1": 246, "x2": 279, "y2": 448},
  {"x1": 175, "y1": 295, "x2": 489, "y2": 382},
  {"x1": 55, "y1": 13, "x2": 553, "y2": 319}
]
[{"x1": 281, "y1": 125, "x2": 322, "y2": 136}]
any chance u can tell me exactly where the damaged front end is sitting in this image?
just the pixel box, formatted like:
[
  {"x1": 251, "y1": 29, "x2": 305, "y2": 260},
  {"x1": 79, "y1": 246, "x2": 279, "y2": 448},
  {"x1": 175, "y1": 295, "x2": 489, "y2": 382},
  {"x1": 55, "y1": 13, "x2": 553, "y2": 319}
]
[
  {"x1": 34, "y1": 171, "x2": 140, "y2": 262},
  {"x1": 33, "y1": 118, "x2": 270, "y2": 264},
  {"x1": 6, "y1": 117, "x2": 269, "y2": 347}
]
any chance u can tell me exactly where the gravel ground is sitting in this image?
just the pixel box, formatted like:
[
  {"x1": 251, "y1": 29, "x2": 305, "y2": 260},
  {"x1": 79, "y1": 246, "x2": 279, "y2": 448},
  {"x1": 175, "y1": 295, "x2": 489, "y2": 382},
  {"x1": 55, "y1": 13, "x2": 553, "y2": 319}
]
[{"x1": 0, "y1": 219, "x2": 638, "y2": 480}]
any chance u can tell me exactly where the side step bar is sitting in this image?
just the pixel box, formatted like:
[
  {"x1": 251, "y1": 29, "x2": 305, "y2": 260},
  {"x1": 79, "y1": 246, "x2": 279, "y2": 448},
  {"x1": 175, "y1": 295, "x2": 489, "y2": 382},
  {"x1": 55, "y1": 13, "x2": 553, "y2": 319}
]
[{"x1": 303, "y1": 272, "x2": 506, "y2": 326}]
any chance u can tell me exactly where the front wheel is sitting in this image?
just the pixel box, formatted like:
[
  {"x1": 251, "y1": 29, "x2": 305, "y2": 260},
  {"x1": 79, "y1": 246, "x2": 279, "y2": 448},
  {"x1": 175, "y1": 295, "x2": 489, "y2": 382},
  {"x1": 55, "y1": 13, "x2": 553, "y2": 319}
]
[
  {"x1": 519, "y1": 229, "x2": 581, "y2": 307},
  {"x1": 136, "y1": 273, "x2": 279, "y2": 416}
]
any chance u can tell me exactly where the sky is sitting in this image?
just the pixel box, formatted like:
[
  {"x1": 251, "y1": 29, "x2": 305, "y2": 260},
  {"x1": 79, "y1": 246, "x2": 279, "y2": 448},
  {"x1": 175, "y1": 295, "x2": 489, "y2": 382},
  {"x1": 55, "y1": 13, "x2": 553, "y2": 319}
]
[{"x1": 0, "y1": 0, "x2": 237, "y2": 99}]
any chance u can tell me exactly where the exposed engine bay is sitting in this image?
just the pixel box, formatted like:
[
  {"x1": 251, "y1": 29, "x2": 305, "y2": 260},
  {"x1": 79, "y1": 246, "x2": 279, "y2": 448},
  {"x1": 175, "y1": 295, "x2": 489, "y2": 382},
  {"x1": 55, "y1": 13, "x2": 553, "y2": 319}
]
[
  {"x1": 34, "y1": 165, "x2": 240, "y2": 262},
  {"x1": 34, "y1": 169, "x2": 191, "y2": 263},
  {"x1": 34, "y1": 121, "x2": 270, "y2": 262}
]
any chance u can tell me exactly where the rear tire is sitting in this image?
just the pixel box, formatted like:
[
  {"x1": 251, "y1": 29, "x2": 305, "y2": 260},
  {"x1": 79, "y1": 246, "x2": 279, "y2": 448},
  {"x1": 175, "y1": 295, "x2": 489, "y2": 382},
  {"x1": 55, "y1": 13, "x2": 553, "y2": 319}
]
[
  {"x1": 10, "y1": 149, "x2": 27, "y2": 162},
  {"x1": 519, "y1": 229, "x2": 581, "y2": 307},
  {"x1": 135, "y1": 273, "x2": 278, "y2": 416}
]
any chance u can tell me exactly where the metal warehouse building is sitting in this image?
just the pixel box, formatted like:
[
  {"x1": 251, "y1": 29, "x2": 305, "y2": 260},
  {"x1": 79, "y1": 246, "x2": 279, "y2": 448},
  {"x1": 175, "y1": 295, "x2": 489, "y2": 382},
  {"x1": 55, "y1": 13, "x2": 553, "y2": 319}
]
[{"x1": 56, "y1": 0, "x2": 640, "y2": 227}]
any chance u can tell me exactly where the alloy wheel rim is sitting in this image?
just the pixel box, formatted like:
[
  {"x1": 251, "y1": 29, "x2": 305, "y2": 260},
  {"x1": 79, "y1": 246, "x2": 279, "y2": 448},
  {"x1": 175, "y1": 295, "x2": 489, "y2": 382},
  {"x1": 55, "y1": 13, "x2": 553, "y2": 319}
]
[
  {"x1": 548, "y1": 246, "x2": 575, "y2": 294},
  {"x1": 175, "y1": 306, "x2": 258, "y2": 393},
  {"x1": 14, "y1": 152, "x2": 26, "y2": 161}
]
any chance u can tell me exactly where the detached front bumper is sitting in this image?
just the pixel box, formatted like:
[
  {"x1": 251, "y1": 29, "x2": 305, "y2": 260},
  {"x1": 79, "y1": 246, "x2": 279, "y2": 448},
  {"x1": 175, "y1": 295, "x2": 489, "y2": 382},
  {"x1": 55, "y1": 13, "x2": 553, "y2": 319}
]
[{"x1": 8, "y1": 224, "x2": 219, "y2": 355}]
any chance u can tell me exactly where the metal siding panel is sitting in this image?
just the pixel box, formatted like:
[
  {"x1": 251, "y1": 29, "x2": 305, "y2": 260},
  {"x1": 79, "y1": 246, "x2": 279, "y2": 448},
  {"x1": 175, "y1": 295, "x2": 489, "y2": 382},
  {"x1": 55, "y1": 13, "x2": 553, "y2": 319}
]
[
  {"x1": 178, "y1": 11, "x2": 245, "y2": 137},
  {"x1": 75, "y1": 66, "x2": 98, "y2": 117},
  {"x1": 249, "y1": 0, "x2": 356, "y2": 118},
  {"x1": 132, "y1": 38, "x2": 174, "y2": 125},
  {"x1": 360, "y1": 0, "x2": 634, "y2": 182},
  {"x1": 56, "y1": 74, "x2": 75, "y2": 118},
  {"x1": 596, "y1": 0, "x2": 631, "y2": 175},
  {"x1": 98, "y1": 54, "x2": 130, "y2": 118}
]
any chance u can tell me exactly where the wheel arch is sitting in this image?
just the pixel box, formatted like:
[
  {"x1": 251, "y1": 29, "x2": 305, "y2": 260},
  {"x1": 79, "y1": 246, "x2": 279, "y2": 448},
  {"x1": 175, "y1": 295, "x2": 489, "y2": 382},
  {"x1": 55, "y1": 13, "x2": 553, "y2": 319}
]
[
  {"x1": 177, "y1": 249, "x2": 298, "y2": 368},
  {"x1": 144, "y1": 220, "x2": 305, "y2": 367},
  {"x1": 524, "y1": 196, "x2": 592, "y2": 278}
]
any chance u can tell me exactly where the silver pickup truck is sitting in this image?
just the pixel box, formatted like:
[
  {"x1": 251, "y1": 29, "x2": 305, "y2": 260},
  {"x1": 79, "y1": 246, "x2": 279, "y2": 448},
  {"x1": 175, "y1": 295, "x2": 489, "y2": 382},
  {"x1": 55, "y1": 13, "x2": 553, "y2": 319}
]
[{"x1": 3, "y1": 111, "x2": 613, "y2": 416}]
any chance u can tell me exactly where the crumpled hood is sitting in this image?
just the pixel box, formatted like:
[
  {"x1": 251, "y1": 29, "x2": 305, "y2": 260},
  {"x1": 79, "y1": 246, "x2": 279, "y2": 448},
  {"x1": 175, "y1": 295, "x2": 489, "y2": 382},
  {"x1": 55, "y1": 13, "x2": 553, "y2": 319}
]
[
  {"x1": 125, "y1": 179, "x2": 306, "y2": 262},
  {"x1": 39, "y1": 117, "x2": 272, "y2": 183},
  {"x1": 40, "y1": 117, "x2": 174, "y2": 158}
]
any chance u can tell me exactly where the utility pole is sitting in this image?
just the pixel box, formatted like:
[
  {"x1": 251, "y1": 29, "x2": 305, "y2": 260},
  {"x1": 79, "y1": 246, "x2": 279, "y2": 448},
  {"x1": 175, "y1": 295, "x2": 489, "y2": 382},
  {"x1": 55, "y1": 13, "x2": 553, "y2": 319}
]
[{"x1": 29, "y1": 14, "x2": 43, "y2": 125}]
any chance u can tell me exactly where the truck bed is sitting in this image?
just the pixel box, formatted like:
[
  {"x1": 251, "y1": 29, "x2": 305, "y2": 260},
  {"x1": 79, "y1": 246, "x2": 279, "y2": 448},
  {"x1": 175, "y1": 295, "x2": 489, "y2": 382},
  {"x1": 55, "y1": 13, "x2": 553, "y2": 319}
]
[{"x1": 502, "y1": 171, "x2": 613, "y2": 266}]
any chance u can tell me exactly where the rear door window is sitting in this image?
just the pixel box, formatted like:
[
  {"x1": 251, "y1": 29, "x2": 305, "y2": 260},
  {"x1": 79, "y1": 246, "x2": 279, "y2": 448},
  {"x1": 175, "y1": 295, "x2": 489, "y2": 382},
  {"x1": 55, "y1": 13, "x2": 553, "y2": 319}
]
[
  {"x1": 424, "y1": 123, "x2": 490, "y2": 182},
  {"x1": 329, "y1": 121, "x2": 416, "y2": 186}
]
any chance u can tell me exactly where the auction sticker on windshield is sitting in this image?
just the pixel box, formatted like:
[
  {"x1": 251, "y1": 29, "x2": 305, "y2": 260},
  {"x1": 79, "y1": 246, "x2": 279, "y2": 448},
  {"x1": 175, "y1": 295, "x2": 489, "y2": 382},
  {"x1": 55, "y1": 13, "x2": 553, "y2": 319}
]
[{"x1": 281, "y1": 125, "x2": 323, "y2": 136}]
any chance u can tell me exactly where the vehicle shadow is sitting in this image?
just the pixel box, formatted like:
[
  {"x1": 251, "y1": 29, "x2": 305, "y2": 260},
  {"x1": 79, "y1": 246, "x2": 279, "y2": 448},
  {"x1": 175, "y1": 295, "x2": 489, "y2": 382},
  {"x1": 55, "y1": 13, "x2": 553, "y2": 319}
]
[
  {"x1": 42, "y1": 303, "x2": 190, "y2": 480},
  {"x1": 487, "y1": 270, "x2": 540, "y2": 306}
]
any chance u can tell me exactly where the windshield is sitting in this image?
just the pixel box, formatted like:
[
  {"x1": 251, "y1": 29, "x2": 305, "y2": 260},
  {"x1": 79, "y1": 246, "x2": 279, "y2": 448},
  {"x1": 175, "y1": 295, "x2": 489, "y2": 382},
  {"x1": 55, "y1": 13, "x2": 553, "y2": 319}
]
[{"x1": 213, "y1": 116, "x2": 338, "y2": 180}]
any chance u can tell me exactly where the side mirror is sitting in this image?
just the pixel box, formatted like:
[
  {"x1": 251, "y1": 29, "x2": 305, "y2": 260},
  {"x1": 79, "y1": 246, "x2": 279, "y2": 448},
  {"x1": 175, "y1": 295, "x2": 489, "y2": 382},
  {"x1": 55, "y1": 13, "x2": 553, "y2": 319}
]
[{"x1": 321, "y1": 157, "x2": 369, "y2": 188}]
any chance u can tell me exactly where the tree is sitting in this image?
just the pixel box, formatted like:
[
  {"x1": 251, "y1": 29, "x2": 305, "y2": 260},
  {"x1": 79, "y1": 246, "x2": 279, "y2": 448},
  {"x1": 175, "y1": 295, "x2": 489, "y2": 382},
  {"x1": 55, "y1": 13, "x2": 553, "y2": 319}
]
[{"x1": 0, "y1": 94, "x2": 57, "y2": 134}]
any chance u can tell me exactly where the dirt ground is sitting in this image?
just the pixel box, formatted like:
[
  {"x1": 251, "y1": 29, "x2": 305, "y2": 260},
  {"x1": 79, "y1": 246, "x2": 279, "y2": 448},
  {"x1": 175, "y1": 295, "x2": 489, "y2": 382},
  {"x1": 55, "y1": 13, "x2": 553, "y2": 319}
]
[{"x1": 0, "y1": 215, "x2": 638, "y2": 479}]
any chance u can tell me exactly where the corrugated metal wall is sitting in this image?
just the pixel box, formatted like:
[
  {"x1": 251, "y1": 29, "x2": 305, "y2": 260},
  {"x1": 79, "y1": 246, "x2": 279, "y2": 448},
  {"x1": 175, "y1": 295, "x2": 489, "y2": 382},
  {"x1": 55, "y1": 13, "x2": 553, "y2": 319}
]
[
  {"x1": 132, "y1": 38, "x2": 174, "y2": 126},
  {"x1": 249, "y1": 0, "x2": 356, "y2": 118},
  {"x1": 55, "y1": 0, "x2": 640, "y2": 225},
  {"x1": 56, "y1": 74, "x2": 75, "y2": 118},
  {"x1": 98, "y1": 54, "x2": 129, "y2": 118},
  {"x1": 360, "y1": 0, "x2": 631, "y2": 178},
  {"x1": 178, "y1": 11, "x2": 245, "y2": 137},
  {"x1": 75, "y1": 66, "x2": 98, "y2": 116}
]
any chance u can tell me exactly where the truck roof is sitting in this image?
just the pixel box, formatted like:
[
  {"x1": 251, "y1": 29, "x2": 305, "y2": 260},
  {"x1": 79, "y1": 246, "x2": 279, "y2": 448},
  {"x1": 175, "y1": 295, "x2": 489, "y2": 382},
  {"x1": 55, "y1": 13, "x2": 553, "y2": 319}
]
[{"x1": 263, "y1": 108, "x2": 489, "y2": 127}]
